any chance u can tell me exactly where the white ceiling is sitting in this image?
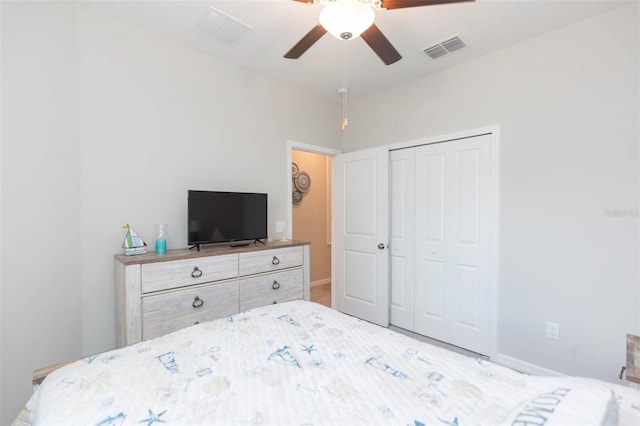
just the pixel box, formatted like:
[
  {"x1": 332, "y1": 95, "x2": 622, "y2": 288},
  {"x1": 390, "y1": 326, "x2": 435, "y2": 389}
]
[{"x1": 88, "y1": 0, "x2": 632, "y2": 103}]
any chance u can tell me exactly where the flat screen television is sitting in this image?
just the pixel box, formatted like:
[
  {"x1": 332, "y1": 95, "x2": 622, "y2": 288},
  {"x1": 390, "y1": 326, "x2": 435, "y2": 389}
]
[{"x1": 188, "y1": 190, "x2": 267, "y2": 249}]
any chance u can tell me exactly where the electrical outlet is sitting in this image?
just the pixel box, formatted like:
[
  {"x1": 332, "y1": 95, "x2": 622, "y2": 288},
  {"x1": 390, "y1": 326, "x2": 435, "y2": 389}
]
[
  {"x1": 546, "y1": 322, "x2": 560, "y2": 340},
  {"x1": 275, "y1": 221, "x2": 285, "y2": 233}
]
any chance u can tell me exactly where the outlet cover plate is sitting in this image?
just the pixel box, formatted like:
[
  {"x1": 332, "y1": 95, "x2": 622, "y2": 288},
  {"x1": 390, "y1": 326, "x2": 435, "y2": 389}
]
[{"x1": 546, "y1": 322, "x2": 560, "y2": 340}]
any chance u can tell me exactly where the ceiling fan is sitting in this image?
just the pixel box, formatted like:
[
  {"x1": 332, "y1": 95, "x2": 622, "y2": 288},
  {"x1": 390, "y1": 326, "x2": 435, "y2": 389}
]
[{"x1": 284, "y1": 0, "x2": 473, "y2": 65}]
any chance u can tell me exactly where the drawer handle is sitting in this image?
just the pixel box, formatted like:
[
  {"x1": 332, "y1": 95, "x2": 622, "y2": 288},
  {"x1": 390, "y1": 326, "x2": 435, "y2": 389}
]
[
  {"x1": 192, "y1": 296, "x2": 204, "y2": 308},
  {"x1": 191, "y1": 266, "x2": 203, "y2": 278},
  {"x1": 272, "y1": 256, "x2": 280, "y2": 265},
  {"x1": 272, "y1": 280, "x2": 281, "y2": 290}
]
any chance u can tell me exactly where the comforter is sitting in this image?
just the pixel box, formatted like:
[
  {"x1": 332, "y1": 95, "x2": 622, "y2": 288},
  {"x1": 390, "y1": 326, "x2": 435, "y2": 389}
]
[{"x1": 23, "y1": 300, "x2": 640, "y2": 425}]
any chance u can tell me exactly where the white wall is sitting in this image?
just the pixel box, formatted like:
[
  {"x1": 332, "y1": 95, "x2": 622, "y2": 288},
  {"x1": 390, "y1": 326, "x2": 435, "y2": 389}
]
[
  {"x1": 75, "y1": 4, "x2": 341, "y2": 355},
  {"x1": 1, "y1": 2, "x2": 82, "y2": 424},
  {"x1": 345, "y1": 3, "x2": 639, "y2": 381},
  {"x1": 0, "y1": 2, "x2": 341, "y2": 423}
]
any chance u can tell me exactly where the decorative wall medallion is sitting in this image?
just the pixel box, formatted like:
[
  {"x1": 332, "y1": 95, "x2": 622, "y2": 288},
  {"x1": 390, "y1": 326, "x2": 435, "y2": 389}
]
[
  {"x1": 292, "y1": 190, "x2": 303, "y2": 205},
  {"x1": 294, "y1": 171, "x2": 311, "y2": 193},
  {"x1": 292, "y1": 163, "x2": 311, "y2": 205}
]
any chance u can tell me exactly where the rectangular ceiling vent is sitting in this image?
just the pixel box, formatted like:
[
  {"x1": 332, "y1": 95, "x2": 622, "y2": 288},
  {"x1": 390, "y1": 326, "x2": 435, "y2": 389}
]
[
  {"x1": 194, "y1": 7, "x2": 252, "y2": 47},
  {"x1": 424, "y1": 35, "x2": 466, "y2": 60}
]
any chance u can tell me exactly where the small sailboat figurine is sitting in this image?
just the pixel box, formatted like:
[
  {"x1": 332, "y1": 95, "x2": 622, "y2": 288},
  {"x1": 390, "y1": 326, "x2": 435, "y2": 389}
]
[{"x1": 122, "y1": 224, "x2": 148, "y2": 256}]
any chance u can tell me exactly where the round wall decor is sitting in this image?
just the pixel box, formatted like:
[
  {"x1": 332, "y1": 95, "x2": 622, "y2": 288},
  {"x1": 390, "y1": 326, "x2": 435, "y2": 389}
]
[
  {"x1": 292, "y1": 190, "x2": 303, "y2": 205},
  {"x1": 295, "y1": 171, "x2": 311, "y2": 193},
  {"x1": 291, "y1": 162, "x2": 311, "y2": 205}
]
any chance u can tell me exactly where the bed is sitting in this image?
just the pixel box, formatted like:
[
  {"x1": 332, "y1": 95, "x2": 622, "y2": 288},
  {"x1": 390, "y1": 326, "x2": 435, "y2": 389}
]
[{"x1": 20, "y1": 300, "x2": 640, "y2": 425}]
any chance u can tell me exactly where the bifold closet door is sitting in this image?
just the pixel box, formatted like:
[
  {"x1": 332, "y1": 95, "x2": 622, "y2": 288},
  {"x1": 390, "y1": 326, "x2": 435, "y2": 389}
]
[
  {"x1": 414, "y1": 134, "x2": 492, "y2": 355},
  {"x1": 389, "y1": 148, "x2": 415, "y2": 330}
]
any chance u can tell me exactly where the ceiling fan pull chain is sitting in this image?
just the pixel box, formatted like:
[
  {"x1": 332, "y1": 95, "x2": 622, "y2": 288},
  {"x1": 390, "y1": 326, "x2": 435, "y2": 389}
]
[{"x1": 341, "y1": 44, "x2": 349, "y2": 131}]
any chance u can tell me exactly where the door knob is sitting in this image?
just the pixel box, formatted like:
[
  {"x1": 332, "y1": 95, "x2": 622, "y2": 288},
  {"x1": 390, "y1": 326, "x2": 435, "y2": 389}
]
[{"x1": 377, "y1": 243, "x2": 387, "y2": 250}]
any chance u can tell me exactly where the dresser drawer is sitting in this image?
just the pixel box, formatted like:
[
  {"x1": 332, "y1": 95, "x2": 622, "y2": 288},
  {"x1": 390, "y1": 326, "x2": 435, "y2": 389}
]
[
  {"x1": 239, "y1": 268, "x2": 303, "y2": 311},
  {"x1": 240, "y1": 290, "x2": 300, "y2": 312},
  {"x1": 116, "y1": 242, "x2": 309, "y2": 346},
  {"x1": 239, "y1": 246, "x2": 303, "y2": 276},
  {"x1": 142, "y1": 280, "x2": 238, "y2": 339},
  {"x1": 141, "y1": 254, "x2": 238, "y2": 293}
]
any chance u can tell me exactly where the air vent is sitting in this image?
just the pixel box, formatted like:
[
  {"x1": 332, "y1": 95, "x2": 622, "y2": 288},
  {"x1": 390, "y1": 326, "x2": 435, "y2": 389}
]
[
  {"x1": 194, "y1": 7, "x2": 252, "y2": 47},
  {"x1": 441, "y1": 36, "x2": 465, "y2": 53},
  {"x1": 424, "y1": 35, "x2": 466, "y2": 59},
  {"x1": 424, "y1": 45, "x2": 448, "y2": 59}
]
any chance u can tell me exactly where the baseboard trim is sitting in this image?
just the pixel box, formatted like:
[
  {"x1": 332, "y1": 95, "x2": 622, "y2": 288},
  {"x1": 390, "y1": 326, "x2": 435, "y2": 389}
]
[
  {"x1": 311, "y1": 278, "x2": 331, "y2": 288},
  {"x1": 493, "y1": 353, "x2": 564, "y2": 377}
]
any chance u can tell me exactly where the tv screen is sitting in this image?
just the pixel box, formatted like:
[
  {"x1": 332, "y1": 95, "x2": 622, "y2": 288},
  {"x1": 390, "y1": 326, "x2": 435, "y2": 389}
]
[{"x1": 188, "y1": 190, "x2": 267, "y2": 247}]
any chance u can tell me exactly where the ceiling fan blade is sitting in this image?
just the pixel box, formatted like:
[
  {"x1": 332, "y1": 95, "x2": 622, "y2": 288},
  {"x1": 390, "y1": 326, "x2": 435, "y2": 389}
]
[
  {"x1": 381, "y1": 0, "x2": 473, "y2": 10},
  {"x1": 284, "y1": 25, "x2": 328, "y2": 59},
  {"x1": 361, "y1": 24, "x2": 402, "y2": 65}
]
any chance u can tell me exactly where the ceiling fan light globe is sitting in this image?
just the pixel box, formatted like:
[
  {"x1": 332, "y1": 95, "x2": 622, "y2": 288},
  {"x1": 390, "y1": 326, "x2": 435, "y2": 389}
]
[{"x1": 319, "y1": 0, "x2": 375, "y2": 41}]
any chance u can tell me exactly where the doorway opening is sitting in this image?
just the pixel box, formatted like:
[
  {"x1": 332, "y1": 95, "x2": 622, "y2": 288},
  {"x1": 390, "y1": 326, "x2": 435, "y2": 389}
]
[
  {"x1": 287, "y1": 142, "x2": 340, "y2": 309},
  {"x1": 292, "y1": 150, "x2": 332, "y2": 308}
]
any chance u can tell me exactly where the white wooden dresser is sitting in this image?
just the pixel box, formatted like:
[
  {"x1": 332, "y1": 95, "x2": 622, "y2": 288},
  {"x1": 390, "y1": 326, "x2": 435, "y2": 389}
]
[{"x1": 115, "y1": 240, "x2": 310, "y2": 347}]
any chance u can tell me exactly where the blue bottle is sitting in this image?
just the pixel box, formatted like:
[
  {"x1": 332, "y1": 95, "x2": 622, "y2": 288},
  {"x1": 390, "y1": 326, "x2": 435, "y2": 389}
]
[{"x1": 155, "y1": 224, "x2": 167, "y2": 254}]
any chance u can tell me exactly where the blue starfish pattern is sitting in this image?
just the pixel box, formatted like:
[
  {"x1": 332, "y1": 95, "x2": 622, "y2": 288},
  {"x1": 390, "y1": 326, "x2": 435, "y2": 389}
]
[
  {"x1": 139, "y1": 408, "x2": 167, "y2": 425},
  {"x1": 301, "y1": 344, "x2": 317, "y2": 354}
]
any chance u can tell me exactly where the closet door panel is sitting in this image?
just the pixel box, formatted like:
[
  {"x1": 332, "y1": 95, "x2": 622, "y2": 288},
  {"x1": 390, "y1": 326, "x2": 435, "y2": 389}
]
[
  {"x1": 414, "y1": 148, "x2": 449, "y2": 340},
  {"x1": 425, "y1": 260, "x2": 445, "y2": 318},
  {"x1": 454, "y1": 263, "x2": 479, "y2": 328},
  {"x1": 389, "y1": 149, "x2": 415, "y2": 330},
  {"x1": 425, "y1": 154, "x2": 446, "y2": 242},
  {"x1": 456, "y1": 148, "x2": 481, "y2": 246},
  {"x1": 449, "y1": 136, "x2": 492, "y2": 355},
  {"x1": 412, "y1": 135, "x2": 492, "y2": 355}
]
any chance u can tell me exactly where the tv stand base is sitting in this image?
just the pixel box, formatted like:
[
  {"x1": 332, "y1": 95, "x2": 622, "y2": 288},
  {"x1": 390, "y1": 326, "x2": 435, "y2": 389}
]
[{"x1": 230, "y1": 242, "x2": 251, "y2": 248}]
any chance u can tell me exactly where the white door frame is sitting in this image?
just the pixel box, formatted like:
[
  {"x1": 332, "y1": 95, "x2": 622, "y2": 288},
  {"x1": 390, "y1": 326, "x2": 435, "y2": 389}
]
[
  {"x1": 389, "y1": 125, "x2": 501, "y2": 361},
  {"x1": 286, "y1": 141, "x2": 341, "y2": 240}
]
